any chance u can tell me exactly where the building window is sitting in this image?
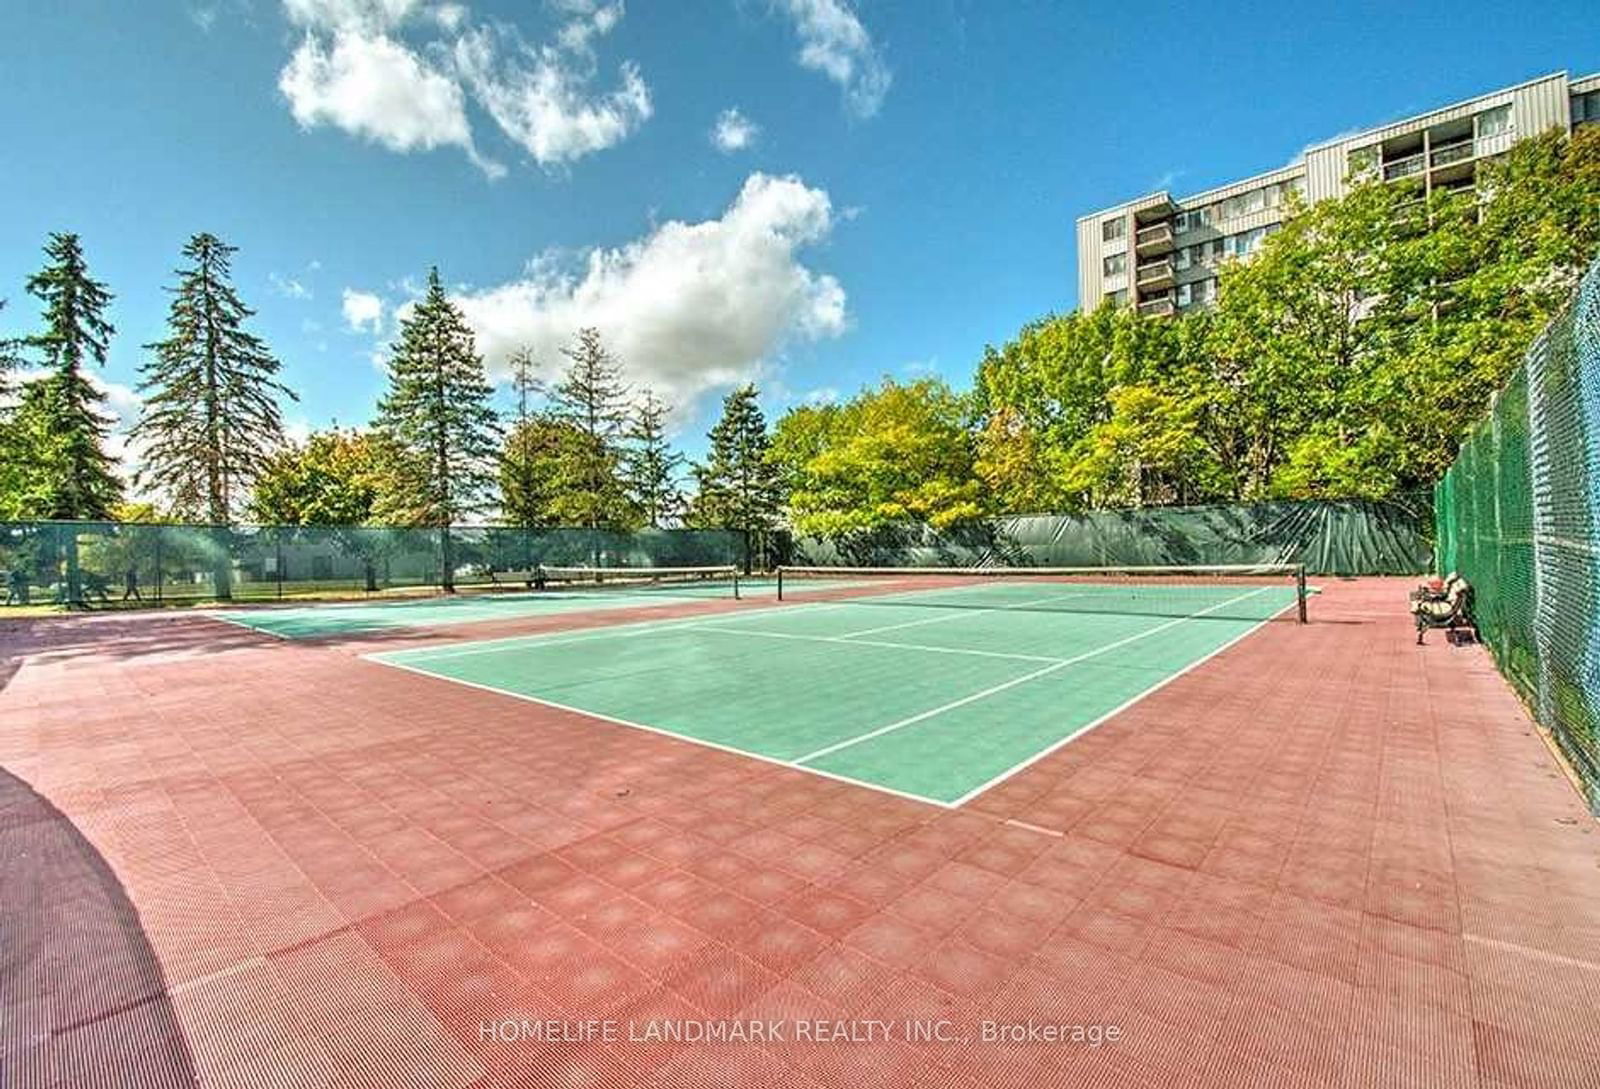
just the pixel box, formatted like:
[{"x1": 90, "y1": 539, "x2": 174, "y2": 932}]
[
  {"x1": 1175, "y1": 246, "x2": 1192, "y2": 271},
  {"x1": 1174, "y1": 207, "x2": 1213, "y2": 234},
  {"x1": 1220, "y1": 188, "x2": 1271, "y2": 221},
  {"x1": 1107, "y1": 288, "x2": 1129, "y2": 308},
  {"x1": 1222, "y1": 226, "x2": 1273, "y2": 259},
  {"x1": 1102, "y1": 217, "x2": 1127, "y2": 242},
  {"x1": 1103, "y1": 253, "x2": 1127, "y2": 277},
  {"x1": 1574, "y1": 91, "x2": 1600, "y2": 125},
  {"x1": 1176, "y1": 279, "x2": 1217, "y2": 308},
  {"x1": 1476, "y1": 104, "x2": 1512, "y2": 139}
]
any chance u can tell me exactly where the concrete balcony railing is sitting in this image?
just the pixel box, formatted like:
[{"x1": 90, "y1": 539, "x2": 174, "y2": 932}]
[
  {"x1": 1134, "y1": 223, "x2": 1175, "y2": 257},
  {"x1": 1137, "y1": 296, "x2": 1176, "y2": 318},
  {"x1": 1135, "y1": 259, "x2": 1175, "y2": 290}
]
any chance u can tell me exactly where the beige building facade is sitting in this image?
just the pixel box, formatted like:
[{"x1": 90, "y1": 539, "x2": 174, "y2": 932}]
[{"x1": 1075, "y1": 70, "x2": 1600, "y2": 316}]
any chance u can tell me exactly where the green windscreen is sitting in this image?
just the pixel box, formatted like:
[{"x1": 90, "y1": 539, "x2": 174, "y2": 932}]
[
  {"x1": 1435, "y1": 254, "x2": 1600, "y2": 811},
  {"x1": 0, "y1": 523, "x2": 744, "y2": 605}
]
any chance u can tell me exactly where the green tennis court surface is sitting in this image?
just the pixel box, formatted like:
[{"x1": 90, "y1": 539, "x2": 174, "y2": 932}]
[
  {"x1": 366, "y1": 576, "x2": 1301, "y2": 805},
  {"x1": 209, "y1": 576, "x2": 861, "y2": 639}
]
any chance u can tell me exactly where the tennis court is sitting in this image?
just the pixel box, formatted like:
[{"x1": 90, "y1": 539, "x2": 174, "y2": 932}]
[
  {"x1": 367, "y1": 567, "x2": 1305, "y2": 805},
  {"x1": 211, "y1": 568, "x2": 858, "y2": 639}
]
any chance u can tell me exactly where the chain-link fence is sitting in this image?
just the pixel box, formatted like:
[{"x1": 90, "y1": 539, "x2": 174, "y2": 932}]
[
  {"x1": 0, "y1": 522, "x2": 746, "y2": 606},
  {"x1": 1435, "y1": 254, "x2": 1600, "y2": 811}
]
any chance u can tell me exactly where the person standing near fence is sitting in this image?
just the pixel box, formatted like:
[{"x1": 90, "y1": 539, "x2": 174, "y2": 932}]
[{"x1": 123, "y1": 565, "x2": 143, "y2": 602}]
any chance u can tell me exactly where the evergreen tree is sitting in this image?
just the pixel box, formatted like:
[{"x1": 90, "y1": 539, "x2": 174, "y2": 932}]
[
  {"x1": 373, "y1": 268, "x2": 501, "y2": 589},
  {"x1": 500, "y1": 347, "x2": 546, "y2": 529},
  {"x1": 690, "y1": 384, "x2": 785, "y2": 570},
  {"x1": 623, "y1": 391, "x2": 684, "y2": 527},
  {"x1": 549, "y1": 327, "x2": 635, "y2": 542},
  {"x1": 0, "y1": 302, "x2": 33, "y2": 520},
  {"x1": 22, "y1": 232, "x2": 122, "y2": 519},
  {"x1": 132, "y1": 233, "x2": 297, "y2": 523}
]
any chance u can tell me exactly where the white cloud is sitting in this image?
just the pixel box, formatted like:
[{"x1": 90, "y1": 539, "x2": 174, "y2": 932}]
[
  {"x1": 341, "y1": 288, "x2": 386, "y2": 332},
  {"x1": 283, "y1": 416, "x2": 315, "y2": 445},
  {"x1": 279, "y1": 30, "x2": 504, "y2": 177},
  {"x1": 283, "y1": 0, "x2": 422, "y2": 31},
  {"x1": 450, "y1": 172, "x2": 849, "y2": 412},
  {"x1": 270, "y1": 272, "x2": 312, "y2": 300},
  {"x1": 555, "y1": 0, "x2": 624, "y2": 52},
  {"x1": 774, "y1": 0, "x2": 891, "y2": 119},
  {"x1": 452, "y1": 18, "x2": 651, "y2": 168},
  {"x1": 710, "y1": 107, "x2": 759, "y2": 153},
  {"x1": 275, "y1": 0, "x2": 648, "y2": 174},
  {"x1": 430, "y1": 1, "x2": 467, "y2": 31}
]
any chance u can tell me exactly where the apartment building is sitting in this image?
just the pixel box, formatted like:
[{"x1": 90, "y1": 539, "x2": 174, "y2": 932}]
[{"x1": 1076, "y1": 70, "x2": 1600, "y2": 316}]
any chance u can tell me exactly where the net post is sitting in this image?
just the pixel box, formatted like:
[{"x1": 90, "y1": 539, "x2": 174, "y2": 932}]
[
  {"x1": 777, "y1": 567, "x2": 785, "y2": 601},
  {"x1": 1295, "y1": 565, "x2": 1307, "y2": 624},
  {"x1": 733, "y1": 568, "x2": 741, "y2": 601}
]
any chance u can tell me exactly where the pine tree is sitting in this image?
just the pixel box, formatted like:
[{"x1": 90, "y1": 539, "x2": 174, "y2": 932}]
[
  {"x1": 549, "y1": 327, "x2": 634, "y2": 542},
  {"x1": 690, "y1": 384, "x2": 785, "y2": 571},
  {"x1": 500, "y1": 347, "x2": 546, "y2": 529},
  {"x1": 0, "y1": 302, "x2": 32, "y2": 520},
  {"x1": 623, "y1": 391, "x2": 684, "y2": 527},
  {"x1": 373, "y1": 268, "x2": 501, "y2": 589},
  {"x1": 132, "y1": 233, "x2": 297, "y2": 523},
  {"x1": 22, "y1": 232, "x2": 122, "y2": 520}
]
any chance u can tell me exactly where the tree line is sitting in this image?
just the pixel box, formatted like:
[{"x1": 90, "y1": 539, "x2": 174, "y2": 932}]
[
  {"x1": 3, "y1": 125, "x2": 1596, "y2": 550},
  {"x1": 0, "y1": 244, "x2": 787, "y2": 564}
]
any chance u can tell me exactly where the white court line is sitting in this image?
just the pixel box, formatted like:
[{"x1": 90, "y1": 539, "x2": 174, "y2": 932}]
[
  {"x1": 695, "y1": 625, "x2": 1066, "y2": 664},
  {"x1": 370, "y1": 572, "x2": 1080, "y2": 662},
  {"x1": 364, "y1": 654, "x2": 958, "y2": 810},
  {"x1": 367, "y1": 600, "x2": 860, "y2": 663},
  {"x1": 204, "y1": 612, "x2": 294, "y2": 639},
  {"x1": 944, "y1": 595, "x2": 1300, "y2": 807},
  {"x1": 791, "y1": 585, "x2": 1276, "y2": 766},
  {"x1": 833, "y1": 589, "x2": 1093, "y2": 639}
]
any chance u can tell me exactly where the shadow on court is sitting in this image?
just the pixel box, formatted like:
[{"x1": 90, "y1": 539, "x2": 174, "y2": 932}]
[{"x1": 0, "y1": 768, "x2": 197, "y2": 1087}]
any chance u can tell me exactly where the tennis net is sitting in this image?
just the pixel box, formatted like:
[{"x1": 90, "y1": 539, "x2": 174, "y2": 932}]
[
  {"x1": 535, "y1": 564, "x2": 742, "y2": 599},
  {"x1": 776, "y1": 564, "x2": 1307, "y2": 623}
]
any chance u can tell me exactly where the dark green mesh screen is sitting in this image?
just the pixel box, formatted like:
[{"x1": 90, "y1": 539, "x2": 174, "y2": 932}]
[
  {"x1": 0, "y1": 523, "x2": 744, "y2": 605},
  {"x1": 1435, "y1": 255, "x2": 1600, "y2": 811}
]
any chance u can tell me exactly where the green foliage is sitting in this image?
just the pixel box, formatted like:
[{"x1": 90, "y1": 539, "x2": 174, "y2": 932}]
[
  {"x1": 1063, "y1": 385, "x2": 1214, "y2": 507},
  {"x1": 774, "y1": 378, "x2": 983, "y2": 534},
  {"x1": 546, "y1": 327, "x2": 636, "y2": 531},
  {"x1": 247, "y1": 429, "x2": 405, "y2": 525},
  {"x1": 972, "y1": 405, "x2": 1073, "y2": 514},
  {"x1": 500, "y1": 348, "x2": 545, "y2": 529},
  {"x1": 689, "y1": 385, "x2": 785, "y2": 555},
  {"x1": 132, "y1": 233, "x2": 296, "y2": 522},
  {"x1": 497, "y1": 412, "x2": 638, "y2": 529},
  {"x1": 373, "y1": 268, "x2": 501, "y2": 528},
  {"x1": 974, "y1": 126, "x2": 1600, "y2": 509},
  {"x1": 623, "y1": 392, "x2": 685, "y2": 527},
  {"x1": 16, "y1": 232, "x2": 122, "y2": 519}
]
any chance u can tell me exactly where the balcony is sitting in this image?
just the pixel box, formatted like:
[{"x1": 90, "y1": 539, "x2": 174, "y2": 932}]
[
  {"x1": 1134, "y1": 223, "x2": 1175, "y2": 257},
  {"x1": 1135, "y1": 259, "x2": 1175, "y2": 291},
  {"x1": 1137, "y1": 296, "x2": 1176, "y2": 318},
  {"x1": 1382, "y1": 153, "x2": 1426, "y2": 181},
  {"x1": 1430, "y1": 139, "x2": 1476, "y2": 168}
]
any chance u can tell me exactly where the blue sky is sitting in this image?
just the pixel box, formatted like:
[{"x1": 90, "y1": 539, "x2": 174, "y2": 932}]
[{"x1": 1, "y1": 1, "x2": 1596, "y2": 468}]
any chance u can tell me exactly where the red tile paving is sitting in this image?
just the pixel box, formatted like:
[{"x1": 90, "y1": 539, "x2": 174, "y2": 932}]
[{"x1": 4, "y1": 577, "x2": 1600, "y2": 1088}]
